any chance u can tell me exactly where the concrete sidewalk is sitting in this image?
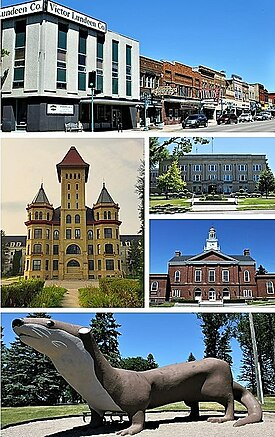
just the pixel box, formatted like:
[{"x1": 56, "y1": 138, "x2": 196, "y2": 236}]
[
  {"x1": 2, "y1": 411, "x2": 274, "y2": 437},
  {"x1": 45, "y1": 280, "x2": 99, "y2": 308}
]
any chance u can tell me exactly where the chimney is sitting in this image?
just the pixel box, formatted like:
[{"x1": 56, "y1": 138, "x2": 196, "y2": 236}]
[
  {"x1": 175, "y1": 250, "x2": 181, "y2": 257},
  {"x1": 243, "y1": 249, "x2": 250, "y2": 256}
]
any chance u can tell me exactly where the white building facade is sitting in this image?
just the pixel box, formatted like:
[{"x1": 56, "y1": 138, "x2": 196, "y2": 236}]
[{"x1": 1, "y1": 1, "x2": 140, "y2": 131}]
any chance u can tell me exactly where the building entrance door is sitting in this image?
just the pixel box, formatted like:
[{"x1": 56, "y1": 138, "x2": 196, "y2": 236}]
[
  {"x1": 208, "y1": 289, "x2": 216, "y2": 301},
  {"x1": 112, "y1": 109, "x2": 122, "y2": 130}
]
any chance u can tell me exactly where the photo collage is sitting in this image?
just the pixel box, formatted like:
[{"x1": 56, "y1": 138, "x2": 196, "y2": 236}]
[{"x1": 1, "y1": 1, "x2": 275, "y2": 436}]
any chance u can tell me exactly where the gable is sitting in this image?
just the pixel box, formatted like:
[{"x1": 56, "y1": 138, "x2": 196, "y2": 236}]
[{"x1": 187, "y1": 250, "x2": 238, "y2": 263}]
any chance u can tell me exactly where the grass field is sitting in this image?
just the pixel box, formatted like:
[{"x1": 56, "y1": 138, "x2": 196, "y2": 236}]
[
  {"x1": 2, "y1": 398, "x2": 275, "y2": 428},
  {"x1": 237, "y1": 197, "x2": 275, "y2": 210}
]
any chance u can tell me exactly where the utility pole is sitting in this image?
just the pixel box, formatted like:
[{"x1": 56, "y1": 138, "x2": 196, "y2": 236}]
[{"x1": 249, "y1": 313, "x2": 264, "y2": 404}]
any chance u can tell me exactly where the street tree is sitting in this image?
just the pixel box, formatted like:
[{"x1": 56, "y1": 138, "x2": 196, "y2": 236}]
[
  {"x1": 127, "y1": 238, "x2": 143, "y2": 279},
  {"x1": 1, "y1": 230, "x2": 9, "y2": 275},
  {"x1": 157, "y1": 159, "x2": 186, "y2": 198},
  {"x1": 257, "y1": 166, "x2": 275, "y2": 198},
  {"x1": 90, "y1": 313, "x2": 121, "y2": 367}
]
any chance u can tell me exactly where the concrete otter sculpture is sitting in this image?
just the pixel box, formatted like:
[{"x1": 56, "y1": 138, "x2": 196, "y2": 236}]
[{"x1": 12, "y1": 318, "x2": 262, "y2": 435}]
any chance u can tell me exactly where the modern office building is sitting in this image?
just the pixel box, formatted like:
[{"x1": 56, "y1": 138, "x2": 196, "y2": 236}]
[
  {"x1": 149, "y1": 227, "x2": 275, "y2": 304},
  {"x1": 1, "y1": 1, "x2": 140, "y2": 131},
  {"x1": 24, "y1": 146, "x2": 122, "y2": 280},
  {"x1": 157, "y1": 154, "x2": 267, "y2": 194}
]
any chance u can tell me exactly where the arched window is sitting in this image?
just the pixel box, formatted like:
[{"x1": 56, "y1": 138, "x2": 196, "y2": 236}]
[
  {"x1": 105, "y1": 244, "x2": 113, "y2": 254},
  {"x1": 96, "y1": 212, "x2": 100, "y2": 220},
  {"x1": 66, "y1": 244, "x2": 81, "y2": 254},
  {"x1": 266, "y1": 281, "x2": 274, "y2": 294},
  {"x1": 67, "y1": 260, "x2": 80, "y2": 267},
  {"x1": 75, "y1": 214, "x2": 80, "y2": 223},
  {"x1": 244, "y1": 270, "x2": 250, "y2": 282},
  {"x1": 194, "y1": 288, "x2": 202, "y2": 300},
  {"x1": 222, "y1": 288, "x2": 230, "y2": 299},
  {"x1": 53, "y1": 230, "x2": 59, "y2": 240},
  {"x1": 87, "y1": 230, "x2": 93, "y2": 240},
  {"x1": 175, "y1": 270, "x2": 180, "y2": 282},
  {"x1": 46, "y1": 229, "x2": 50, "y2": 239},
  {"x1": 151, "y1": 281, "x2": 158, "y2": 292},
  {"x1": 33, "y1": 244, "x2": 42, "y2": 254},
  {"x1": 39, "y1": 212, "x2": 42, "y2": 219},
  {"x1": 66, "y1": 214, "x2": 71, "y2": 224},
  {"x1": 46, "y1": 244, "x2": 50, "y2": 255},
  {"x1": 47, "y1": 213, "x2": 50, "y2": 220},
  {"x1": 104, "y1": 211, "x2": 107, "y2": 219},
  {"x1": 108, "y1": 211, "x2": 111, "y2": 219},
  {"x1": 35, "y1": 211, "x2": 38, "y2": 220}
]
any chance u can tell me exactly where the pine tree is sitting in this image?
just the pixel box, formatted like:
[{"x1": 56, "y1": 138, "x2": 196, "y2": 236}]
[
  {"x1": 198, "y1": 314, "x2": 236, "y2": 365},
  {"x1": 257, "y1": 166, "x2": 275, "y2": 198},
  {"x1": 90, "y1": 313, "x2": 121, "y2": 367},
  {"x1": 157, "y1": 159, "x2": 186, "y2": 198},
  {"x1": 187, "y1": 352, "x2": 196, "y2": 362}
]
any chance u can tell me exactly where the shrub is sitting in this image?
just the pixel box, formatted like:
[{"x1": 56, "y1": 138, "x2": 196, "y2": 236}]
[
  {"x1": 30, "y1": 286, "x2": 67, "y2": 307},
  {"x1": 1, "y1": 279, "x2": 45, "y2": 307},
  {"x1": 79, "y1": 278, "x2": 143, "y2": 308}
]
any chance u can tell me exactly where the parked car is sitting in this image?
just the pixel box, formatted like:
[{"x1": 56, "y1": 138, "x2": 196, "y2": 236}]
[
  {"x1": 238, "y1": 113, "x2": 253, "y2": 123},
  {"x1": 254, "y1": 111, "x2": 270, "y2": 121},
  {"x1": 182, "y1": 113, "x2": 208, "y2": 129},
  {"x1": 217, "y1": 113, "x2": 238, "y2": 125}
]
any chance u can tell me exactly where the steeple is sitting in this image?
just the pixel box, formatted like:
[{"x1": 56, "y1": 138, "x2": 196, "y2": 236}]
[
  {"x1": 56, "y1": 146, "x2": 90, "y2": 182},
  {"x1": 32, "y1": 183, "x2": 51, "y2": 204},
  {"x1": 96, "y1": 182, "x2": 115, "y2": 204},
  {"x1": 204, "y1": 226, "x2": 220, "y2": 252}
]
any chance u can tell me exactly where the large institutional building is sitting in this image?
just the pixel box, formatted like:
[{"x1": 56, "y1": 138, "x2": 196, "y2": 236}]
[
  {"x1": 24, "y1": 146, "x2": 122, "y2": 280},
  {"x1": 150, "y1": 227, "x2": 275, "y2": 304},
  {"x1": 1, "y1": 1, "x2": 140, "y2": 131},
  {"x1": 154, "y1": 153, "x2": 267, "y2": 194}
]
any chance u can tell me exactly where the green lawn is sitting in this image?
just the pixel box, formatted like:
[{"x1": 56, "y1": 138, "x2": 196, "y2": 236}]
[
  {"x1": 237, "y1": 197, "x2": 275, "y2": 210},
  {"x1": 2, "y1": 398, "x2": 275, "y2": 428}
]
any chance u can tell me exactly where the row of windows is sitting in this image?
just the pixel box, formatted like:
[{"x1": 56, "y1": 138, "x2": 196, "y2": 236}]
[
  {"x1": 166, "y1": 164, "x2": 263, "y2": 173},
  {"x1": 27, "y1": 258, "x2": 120, "y2": 272},
  {"x1": 173, "y1": 269, "x2": 251, "y2": 283},
  {"x1": 192, "y1": 174, "x2": 259, "y2": 182},
  {"x1": 28, "y1": 227, "x2": 118, "y2": 240},
  {"x1": 28, "y1": 242, "x2": 119, "y2": 256},
  {"x1": 65, "y1": 174, "x2": 81, "y2": 181},
  {"x1": 151, "y1": 282, "x2": 275, "y2": 296}
]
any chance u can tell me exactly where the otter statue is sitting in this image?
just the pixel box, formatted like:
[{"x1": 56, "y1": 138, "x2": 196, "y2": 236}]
[{"x1": 12, "y1": 317, "x2": 262, "y2": 435}]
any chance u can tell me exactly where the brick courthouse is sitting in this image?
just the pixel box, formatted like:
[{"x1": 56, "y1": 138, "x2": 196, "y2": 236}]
[{"x1": 150, "y1": 227, "x2": 275, "y2": 304}]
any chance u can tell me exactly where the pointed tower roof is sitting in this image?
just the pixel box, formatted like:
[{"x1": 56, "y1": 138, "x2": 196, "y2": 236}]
[
  {"x1": 96, "y1": 183, "x2": 115, "y2": 204},
  {"x1": 56, "y1": 146, "x2": 90, "y2": 182},
  {"x1": 32, "y1": 183, "x2": 51, "y2": 204}
]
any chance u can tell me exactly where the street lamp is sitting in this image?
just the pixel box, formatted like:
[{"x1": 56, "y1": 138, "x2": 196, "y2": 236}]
[{"x1": 88, "y1": 71, "x2": 96, "y2": 132}]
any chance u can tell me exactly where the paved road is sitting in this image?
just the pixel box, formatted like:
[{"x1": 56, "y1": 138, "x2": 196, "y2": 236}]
[
  {"x1": 148, "y1": 119, "x2": 275, "y2": 133},
  {"x1": 2, "y1": 411, "x2": 275, "y2": 437}
]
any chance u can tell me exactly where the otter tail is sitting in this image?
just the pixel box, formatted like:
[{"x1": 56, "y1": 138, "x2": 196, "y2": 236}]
[{"x1": 233, "y1": 381, "x2": 262, "y2": 426}]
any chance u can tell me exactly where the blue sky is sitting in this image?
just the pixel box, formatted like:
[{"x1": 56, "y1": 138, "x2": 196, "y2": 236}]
[
  {"x1": 2, "y1": 0, "x2": 275, "y2": 90},
  {"x1": 159, "y1": 137, "x2": 275, "y2": 172},
  {"x1": 1, "y1": 312, "x2": 243, "y2": 381},
  {"x1": 150, "y1": 219, "x2": 275, "y2": 273}
]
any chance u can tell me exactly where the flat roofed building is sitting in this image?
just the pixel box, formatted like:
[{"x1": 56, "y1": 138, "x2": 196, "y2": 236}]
[
  {"x1": 1, "y1": 1, "x2": 140, "y2": 131},
  {"x1": 159, "y1": 154, "x2": 267, "y2": 194}
]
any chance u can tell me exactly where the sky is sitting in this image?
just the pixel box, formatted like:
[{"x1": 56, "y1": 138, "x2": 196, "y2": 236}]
[
  {"x1": 1, "y1": 312, "x2": 244, "y2": 381},
  {"x1": 159, "y1": 137, "x2": 275, "y2": 171},
  {"x1": 1, "y1": 137, "x2": 144, "y2": 235},
  {"x1": 2, "y1": 0, "x2": 275, "y2": 91},
  {"x1": 150, "y1": 219, "x2": 275, "y2": 273}
]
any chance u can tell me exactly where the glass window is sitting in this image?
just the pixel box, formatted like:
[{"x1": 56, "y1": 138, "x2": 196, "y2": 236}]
[
  {"x1": 266, "y1": 281, "x2": 274, "y2": 294},
  {"x1": 244, "y1": 270, "x2": 250, "y2": 282},
  {"x1": 66, "y1": 229, "x2": 71, "y2": 239},
  {"x1": 175, "y1": 270, "x2": 180, "y2": 282},
  {"x1": 34, "y1": 229, "x2": 42, "y2": 239},
  {"x1": 75, "y1": 214, "x2": 80, "y2": 224},
  {"x1": 33, "y1": 244, "x2": 42, "y2": 254},
  {"x1": 33, "y1": 260, "x2": 41, "y2": 271},
  {"x1": 66, "y1": 244, "x2": 81, "y2": 254},
  {"x1": 53, "y1": 260, "x2": 59, "y2": 270},
  {"x1": 222, "y1": 270, "x2": 229, "y2": 282},
  {"x1": 87, "y1": 230, "x2": 93, "y2": 240},
  {"x1": 66, "y1": 214, "x2": 71, "y2": 223},
  {"x1": 88, "y1": 260, "x2": 94, "y2": 271},
  {"x1": 53, "y1": 230, "x2": 59, "y2": 240},
  {"x1": 88, "y1": 245, "x2": 93, "y2": 255},
  {"x1": 151, "y1": 281, "x2": 158, "y2": 291},
  {"x1": 209, "y1": 270, "x2": 215, "y2": 282},
  {"x1": 104, "y1": 228, "x2": 112, "y2": 238},
  {"x1": 53, "y1": 245, "x2": 59, "y2": 255},
  {"x1": 106, "y1": 259, "x2": 114, "y2": 270},
  {"x1": 195, "y1": 270, "x2": 201, "y2": 282},
  {"x1": 105, "y1": 244, "x2": 113, "y2": 254},
  {"x1": 75, "y1": 229, "x2": 81, "y2": 239}
]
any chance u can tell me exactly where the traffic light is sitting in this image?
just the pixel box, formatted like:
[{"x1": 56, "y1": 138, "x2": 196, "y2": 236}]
[{"x1": 88, "y1": 71, "x2": 96, "y2": 88}]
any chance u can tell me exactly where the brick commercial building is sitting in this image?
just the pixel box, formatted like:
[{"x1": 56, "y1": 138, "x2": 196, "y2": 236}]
[
  {"x1": 1, "y1": 1, "x2": 140, "y2": 131},
  {"x1": 24, "y1": 146, "x2": 122, "y2": 280},
  {"x1": 150, "y1": 227, "x2": 275, "y2": 304},
  {"x1": 157, "y1": 153, "x2": 267, "y2": 195}
]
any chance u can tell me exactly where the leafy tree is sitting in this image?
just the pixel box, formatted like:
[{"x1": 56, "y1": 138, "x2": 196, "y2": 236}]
[
  {"x1": 134, "y1": 160, "x2": 144, "y2": 292},
  {"x1": 1, "y1": 49, "x2": 10, "y2": 57},
  {"x1": 12, "y1": 249, "x2": 22, "y2": 276},
  {"x1": 256, "y1": 265, "x2": 268, "y2": 275},
  {"x1": 157, "y1": 159, "x2": 186, "y2": 198},
  {"x1": 120, "y1": 353, "x2": 158, "y2": 371},
  {"x1": 1, "y1": 229, "x2": 9, "y2": 275},
  {"x1": 90, "y1": 313, "x2": 121, "y2": 367},
  {"x1": 150, "y1": 137, "x2": 209, "y2": 169},
  {"x1": 187, "y1": 352, "x2": 196, "y2": 362},
  {"x1": 257, "y1": 166, "x2": 275, "y2": 198}
]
